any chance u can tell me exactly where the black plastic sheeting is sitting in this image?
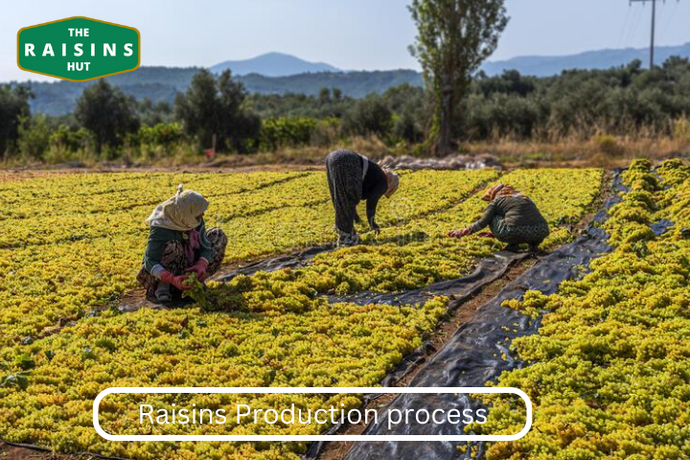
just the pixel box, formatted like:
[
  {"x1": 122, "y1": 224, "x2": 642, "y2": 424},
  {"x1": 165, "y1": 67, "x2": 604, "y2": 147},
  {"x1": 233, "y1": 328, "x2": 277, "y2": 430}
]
[
  {"x1": 219, "y1": 244, "x2": 335, "y2": 280},
  {"x1": 338, "y1": 174, "x2": 626, "y2": 460},
  {"x1": 329, "y1": 252, "x2": 530, "y2": 307},
  {"x1": 219, "y1": 240, "x2": 532, "y2": 309},
  {"x1": 651, "y1": 218, "x2": 674, "y2": 237},
  {"x1": 303, "y1": 250, "x2": 529, "y2": 460}
]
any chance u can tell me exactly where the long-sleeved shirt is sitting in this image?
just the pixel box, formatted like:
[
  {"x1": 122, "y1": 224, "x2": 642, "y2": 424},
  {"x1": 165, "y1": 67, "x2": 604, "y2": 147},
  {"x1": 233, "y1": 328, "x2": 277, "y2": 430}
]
[
  {"x1": 469, "y1": 195, "x2": 548, "y2": 234},
  {"x1": 142, "y1": 219, "x2": 214, "y2": 276},
  {"x1": 360, "y1": 158, "x2": 388, "y2": 229}
]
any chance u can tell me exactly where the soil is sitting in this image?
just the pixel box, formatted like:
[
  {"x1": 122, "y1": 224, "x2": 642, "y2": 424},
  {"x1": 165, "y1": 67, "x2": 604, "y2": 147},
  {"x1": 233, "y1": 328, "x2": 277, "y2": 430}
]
[
  {"x1": 314, "y1": 254, "x2": 538, "y2": 460},
  {"x1": 0, "y1": 442, "x2": 84, "y2": 460},
  {"x1": 2, "y1": 163, "x2": 323, "y2": 177},
  {"x1": 2, "y1": 155, "x2": 628, "y2": 178}
]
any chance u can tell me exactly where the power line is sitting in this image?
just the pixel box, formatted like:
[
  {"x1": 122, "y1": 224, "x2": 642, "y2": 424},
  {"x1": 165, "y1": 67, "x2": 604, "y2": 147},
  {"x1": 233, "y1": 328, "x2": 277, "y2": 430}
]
[
  {"x1": 659, "y1": 0, "x2": 680, "y2": 43},
  {"x1": 617, "y1": 7, "x2": 632, "y2": 48},
  {"x1": 625, "y1": 6, "x2": 644, "y2": 47},
  {"x1": 629, "y1": 0, "x2": 682, "y2": 69}
]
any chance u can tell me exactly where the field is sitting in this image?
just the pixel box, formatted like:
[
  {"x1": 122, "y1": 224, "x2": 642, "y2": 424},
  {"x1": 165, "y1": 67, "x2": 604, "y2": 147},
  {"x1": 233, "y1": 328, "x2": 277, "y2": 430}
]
[
  {"x1": 5, "y1": 162, "x2": 679, "y2": 460},
  {"x1": 474, "y1": 159, "x2": 690, "y2": 460}
]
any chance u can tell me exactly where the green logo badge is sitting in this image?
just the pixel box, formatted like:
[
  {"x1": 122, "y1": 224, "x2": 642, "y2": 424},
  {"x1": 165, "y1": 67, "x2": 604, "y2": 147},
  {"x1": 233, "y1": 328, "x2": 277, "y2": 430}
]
[{"x1": 17, "y1": 16, "x2": 140, "y2": 82}]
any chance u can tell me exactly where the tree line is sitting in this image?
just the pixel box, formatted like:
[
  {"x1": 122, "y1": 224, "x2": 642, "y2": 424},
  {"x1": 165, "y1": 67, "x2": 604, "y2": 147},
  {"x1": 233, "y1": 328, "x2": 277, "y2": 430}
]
[
  {"x1": 3, "y1": 0, "x2": 689, "y2": 163},
  {"x1": 1, "y1": 56, "x2": 690, "y2": 163}
]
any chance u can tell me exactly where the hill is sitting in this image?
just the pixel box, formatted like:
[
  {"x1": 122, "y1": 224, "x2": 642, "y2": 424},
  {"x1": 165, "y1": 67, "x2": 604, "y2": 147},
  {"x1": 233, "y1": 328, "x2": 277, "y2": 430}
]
[
  {"x1": 17, "y1": 68, "x2": 423, "y2": 115},
  {"x1": 481, "y1": 42, "x2": 690, "y2": 76},
  {"x1": 210, "y1": 52, "x2": 340, "y2": 76},
  {"x1": 238, "y1": 70, "x2": 422, "y2": 97},
  {"x1": 15, "y1": 43, "x2": 690, "y2": 115}
]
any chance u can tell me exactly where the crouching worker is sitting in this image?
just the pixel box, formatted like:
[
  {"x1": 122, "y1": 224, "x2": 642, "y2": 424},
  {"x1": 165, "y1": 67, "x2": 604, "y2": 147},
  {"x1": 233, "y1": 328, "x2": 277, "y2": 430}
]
[
  {"x1": 326, "y1": 149, "x2": 399, "y2": 247},
  {"x1": 448, "y1": 183, "x2": 549, "y2": 253},
  {"x1": 137, "y1": 185, "x2": 227, "y2": 302}
]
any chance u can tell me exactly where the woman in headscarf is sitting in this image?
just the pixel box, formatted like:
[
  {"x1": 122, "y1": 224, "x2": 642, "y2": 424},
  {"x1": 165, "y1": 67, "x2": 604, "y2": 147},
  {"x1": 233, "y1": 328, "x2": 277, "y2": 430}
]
[
  {"x1": 448, "y1": 183, "x2": 549, "y2": 253},
  {"x1": 137, "y1": 185, "x2": 228, "y2": 302},
  {"x1": 326, "y1": 149, "x2": 400, "y2": 246}
]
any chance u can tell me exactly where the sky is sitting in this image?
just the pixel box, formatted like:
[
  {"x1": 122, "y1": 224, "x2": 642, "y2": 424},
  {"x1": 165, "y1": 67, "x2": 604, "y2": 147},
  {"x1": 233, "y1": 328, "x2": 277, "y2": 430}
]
[{"x1": 2, "y1": 0, "x2": 690, "y2": 82}]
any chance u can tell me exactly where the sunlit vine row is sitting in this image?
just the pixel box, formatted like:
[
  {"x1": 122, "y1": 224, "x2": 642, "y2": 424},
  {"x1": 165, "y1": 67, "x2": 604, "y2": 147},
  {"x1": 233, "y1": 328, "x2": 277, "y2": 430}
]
[
  {"x1": 0, "y1": 169, "x2": 493, "y2": 347},
  {"x1": 0, "y1": 290, "x2": 448, "y2": 459},
  {"x1": 473, "y1": 159, "x2": 690, "y2": 460},
  {"x1": 226, "y1": 169, "x2": 604, "y2": 298}
]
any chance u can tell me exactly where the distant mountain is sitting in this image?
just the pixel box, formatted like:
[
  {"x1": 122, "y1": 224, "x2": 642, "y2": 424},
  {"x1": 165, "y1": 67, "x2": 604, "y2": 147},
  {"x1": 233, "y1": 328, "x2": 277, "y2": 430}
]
[
  {"x1": 20, "y1": 67, "x2": 199, "y2": 116},
  {"x1": 239, "y1": 70, "x2": 422, "y2": 97},
  {"x1": 482, "y1": 42, "x2": 690, "y2": 77},
  {"x1": 18, "y1": 67, "x2": 422, "y2": 115},
  {"x1": 14, "y1": 43, "x2": 690, "y2": 115},
  {"x1": 210, "y1": 52, "x2": 340, "y2": 77}
]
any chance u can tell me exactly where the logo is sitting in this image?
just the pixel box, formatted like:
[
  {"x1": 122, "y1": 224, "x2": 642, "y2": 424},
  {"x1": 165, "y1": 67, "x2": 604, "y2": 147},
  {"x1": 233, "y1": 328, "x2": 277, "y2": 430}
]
[{"x1": 17, "y1": 16, "x2": 140, "y2": 82}]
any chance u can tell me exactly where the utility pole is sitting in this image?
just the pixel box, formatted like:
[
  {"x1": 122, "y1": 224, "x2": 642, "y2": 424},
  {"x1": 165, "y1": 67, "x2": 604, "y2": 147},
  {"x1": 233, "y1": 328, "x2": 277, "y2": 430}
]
[
  {"x1": 629, "y1": 0, "x2": 681, "y2": 69},
  {"x1": 650, "y1": 0, "x2": 656, "y2": 67},
  {"x1": 629, "y1": 0, "x2": 660, "y2": 69}
]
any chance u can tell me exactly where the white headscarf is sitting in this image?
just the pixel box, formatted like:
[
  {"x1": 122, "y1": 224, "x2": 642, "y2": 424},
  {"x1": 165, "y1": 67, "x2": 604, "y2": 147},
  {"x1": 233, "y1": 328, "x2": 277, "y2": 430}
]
[
  {"x1": 146, "y1": 184, "x2": 209, "y2": 231},
  {"x1": 385, "y1": 171, "x2": 400, "y2": 198}
]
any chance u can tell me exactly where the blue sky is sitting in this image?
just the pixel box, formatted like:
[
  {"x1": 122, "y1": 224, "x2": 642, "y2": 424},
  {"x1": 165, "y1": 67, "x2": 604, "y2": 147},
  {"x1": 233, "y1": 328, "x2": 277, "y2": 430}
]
[{"x1": 2, "y1": 0, "x2": 690, "y2": 81}]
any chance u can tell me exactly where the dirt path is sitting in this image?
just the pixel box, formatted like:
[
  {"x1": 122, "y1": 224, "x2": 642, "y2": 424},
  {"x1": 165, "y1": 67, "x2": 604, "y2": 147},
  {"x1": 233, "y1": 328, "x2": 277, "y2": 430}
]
[
  {"x1": 0, "y1": 442, "x2": 89, "y2": 460},
  {"x1": 1, "y1": 163, "x2": 323, "y2": 177},
  {"x1": 314, "y1": 172, "x2": 614, "y2": 460},
  {"x1": 314, "y1": 253, "x2": 537, "y2": 460}
]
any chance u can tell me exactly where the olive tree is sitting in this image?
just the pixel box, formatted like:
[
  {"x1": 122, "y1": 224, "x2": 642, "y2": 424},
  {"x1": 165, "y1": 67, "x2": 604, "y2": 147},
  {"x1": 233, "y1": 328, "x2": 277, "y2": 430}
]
[
  {"x1": 75, "y1": 79, "x2": 139, "y2": 154},
  {"x1": 0, "y1": 84, "x2": 33, "y2": 157},
  {"x1": 175, "y1": 69, "x2": 260, "y2": 153}
]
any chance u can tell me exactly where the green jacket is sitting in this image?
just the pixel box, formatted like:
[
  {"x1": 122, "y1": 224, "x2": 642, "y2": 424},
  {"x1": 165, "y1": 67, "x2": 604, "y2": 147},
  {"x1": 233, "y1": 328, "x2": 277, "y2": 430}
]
[
  {"x1": 142, "y1": 219, "x2": 214, "y2": 273},
  {"x1": 470, "y1": 195, "x2": 548, "y2": 233}
]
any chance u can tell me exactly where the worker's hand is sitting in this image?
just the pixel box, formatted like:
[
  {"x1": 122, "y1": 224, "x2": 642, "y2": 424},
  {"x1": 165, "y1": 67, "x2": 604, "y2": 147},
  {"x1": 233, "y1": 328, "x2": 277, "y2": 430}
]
[
  {"x1": 185, "y1": 258, "x2": 209, "y2": 281},
  {"x1": 160, "y1": 270, "x2": 192, "y2": 291},
  {"x1": 371, "y1": 221, "x2": 380, "y2": 235},
  {"x1": 448, "y1": 228, "x2": 471, "y2": 239}
]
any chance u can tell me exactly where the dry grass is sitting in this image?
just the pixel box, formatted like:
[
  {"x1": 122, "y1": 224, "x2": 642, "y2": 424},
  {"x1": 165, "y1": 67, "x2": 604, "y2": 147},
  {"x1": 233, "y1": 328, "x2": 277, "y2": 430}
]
[
  {"x1": 463, "y1": 134, "x2": 690, "y2": 169},
  {"x1": 462, "y1": 118, "x2": 690, "y2": 168},
  {"x1": 3, "y1": 127, "x2": 689, "y2": 171},
  {"x1": 195, "y1": 136, "x2": 392, "y2": 168}
]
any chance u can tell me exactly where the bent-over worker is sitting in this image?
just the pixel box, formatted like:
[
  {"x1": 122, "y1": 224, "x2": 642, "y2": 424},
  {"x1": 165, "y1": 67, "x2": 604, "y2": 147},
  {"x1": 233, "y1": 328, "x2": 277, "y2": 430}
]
[
  {"x1": 137, "y1": 185, "x2": 227, "y2": 302},
  {"x1": 449, "y1": 183, "x2": 549, "y2": 253},
  {"x1": 326, "y1": 149, "x2": 399, "y2": 247}
]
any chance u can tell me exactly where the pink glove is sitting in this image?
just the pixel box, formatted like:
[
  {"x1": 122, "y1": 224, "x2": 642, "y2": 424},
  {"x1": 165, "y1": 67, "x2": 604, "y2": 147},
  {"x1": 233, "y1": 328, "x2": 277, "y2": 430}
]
[
  {"x1": 160, "y1": 270, "x2": 192, "y2": 291},
  {"x1": 448, "y1": 228, "x2": 471, "y2": 238},
  {"x1": 185, "y1": 258, "x2": 209, "y2": 281}
]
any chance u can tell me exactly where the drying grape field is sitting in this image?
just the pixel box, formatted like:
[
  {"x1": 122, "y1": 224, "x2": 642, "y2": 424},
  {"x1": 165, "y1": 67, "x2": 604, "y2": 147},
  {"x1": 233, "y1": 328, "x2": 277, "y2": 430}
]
[{"x1": 1, "y1": 160, "x2": 688, "y2": 460}]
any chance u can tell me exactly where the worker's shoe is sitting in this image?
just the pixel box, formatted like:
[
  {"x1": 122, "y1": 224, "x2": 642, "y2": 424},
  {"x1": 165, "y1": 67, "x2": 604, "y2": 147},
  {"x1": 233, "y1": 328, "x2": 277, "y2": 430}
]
[
  {"x1": 155, "y1": 282, "x2": 172, "y2": 302},
  {"x1": 336, "y1": 230, "x2": 361, "y2": 247},
  {"x1": 504, "y1": 243, "x2": 521, "y2": 253}
]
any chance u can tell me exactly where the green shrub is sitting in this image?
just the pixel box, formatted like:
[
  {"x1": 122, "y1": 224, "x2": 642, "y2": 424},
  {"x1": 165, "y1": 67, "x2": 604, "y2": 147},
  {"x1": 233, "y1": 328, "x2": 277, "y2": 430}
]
[
  {"x1": 596, "y1": 134, "x2": 625, "y2": 157},
  {"x1": 259, "y1": 116, "x2": 318, "y2": 151},
  {"x1": 17, "y1": 115, "x2": 51, "y2": 160},
  {"x1": 49, "y1": 125, "x2": 94, "y2": 152},
  {"x1": 139, "y1": 122, "x2": 183, "y2": 147}
]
